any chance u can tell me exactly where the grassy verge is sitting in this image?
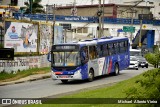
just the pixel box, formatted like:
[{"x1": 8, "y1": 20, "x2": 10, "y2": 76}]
[
  {"x1": 0, "y1": 67, "x2": 50, "y2": 82},
  {"x1": 25, "y1": 69, "x2": 159, "y2": 107}
]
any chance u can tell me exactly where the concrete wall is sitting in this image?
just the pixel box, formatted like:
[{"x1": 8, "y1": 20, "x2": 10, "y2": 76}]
[{"x1": 0, "y1": 55, "x2": 50, "y2": 73}]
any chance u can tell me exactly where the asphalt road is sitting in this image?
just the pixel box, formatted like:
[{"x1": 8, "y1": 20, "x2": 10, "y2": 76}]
[{"x1": 0, "y1": 67, "x2": 153, "y2": 98}]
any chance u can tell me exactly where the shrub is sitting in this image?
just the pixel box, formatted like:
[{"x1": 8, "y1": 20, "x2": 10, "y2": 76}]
[
  {"x1": 125, "y1": 68, "x2": 160, "y2": 106},
  {"x1": 145, "y1": 47, "x2": 160, "y2": 68}
]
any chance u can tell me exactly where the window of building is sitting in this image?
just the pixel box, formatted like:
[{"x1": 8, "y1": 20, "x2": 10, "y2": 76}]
[{"x1": 77, "y1": 27, "x2": 88, "y2": 33}]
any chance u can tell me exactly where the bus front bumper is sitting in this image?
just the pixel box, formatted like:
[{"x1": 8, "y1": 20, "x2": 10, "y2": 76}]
[{"x1": 51, "y1": 70, "x2": 82, "y2": 80}]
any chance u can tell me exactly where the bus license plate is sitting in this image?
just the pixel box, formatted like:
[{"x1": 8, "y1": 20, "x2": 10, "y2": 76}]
[{"x1": 59, "y1": 75, "x2": 69, "y2": 78}]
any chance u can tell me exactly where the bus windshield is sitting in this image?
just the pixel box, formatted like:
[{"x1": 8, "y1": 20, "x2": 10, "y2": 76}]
[{"x1": 53, "y1": 51, "x2": 81, "y2": 67}]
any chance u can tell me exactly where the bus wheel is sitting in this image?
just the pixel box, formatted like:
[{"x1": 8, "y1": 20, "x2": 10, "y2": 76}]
[
  {"x1": 114, "y1": 64, "x2": 119, "y2": 76},
  {"x1": 61, "y1": 80, "x2": 68, "y2": 83},
  {"x1": 88, "y1": 69, "x2": 94, "y2": 82}
]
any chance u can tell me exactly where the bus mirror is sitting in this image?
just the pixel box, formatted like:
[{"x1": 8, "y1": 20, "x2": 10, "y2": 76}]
[{"x1": 47, "y1": 51, "x2": 51, "y2": 62}]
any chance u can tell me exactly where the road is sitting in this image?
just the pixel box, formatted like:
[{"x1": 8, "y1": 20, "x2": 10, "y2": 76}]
[{"x1": 0, "y1": 67, "x2": 153, "y2": 98}]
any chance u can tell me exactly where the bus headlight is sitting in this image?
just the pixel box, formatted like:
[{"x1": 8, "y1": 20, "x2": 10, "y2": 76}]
[
  {"x1": 74, "y1": 69, "x2": 81, "y2": 75},
  {"x1": 73, "y1": 69, "x2": 82, "y2": 79},
  {"x1": 51, "y1": 70, "x2": 55, "y2": 74}
]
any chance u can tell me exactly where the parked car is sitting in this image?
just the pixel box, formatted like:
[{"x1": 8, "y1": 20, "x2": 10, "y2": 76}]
[
  {"x1": 128, "y1": 56, "x2": 139, "y2": 70},
  {"x1": 136, "y1": 56, "x2": 148, "y2": 68}
]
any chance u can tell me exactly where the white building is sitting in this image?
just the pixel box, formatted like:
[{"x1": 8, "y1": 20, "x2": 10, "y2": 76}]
[{"x1": 108, "y1": 0, "x2": 160, "y2": 19}]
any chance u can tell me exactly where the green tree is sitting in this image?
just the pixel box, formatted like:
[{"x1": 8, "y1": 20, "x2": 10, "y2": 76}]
[
  {"x1": 24, "y1": 0, "x2": 45, "y2": 14},
  {"x1": 145, "y1": 46, "x2": 160, "y2": 68}
]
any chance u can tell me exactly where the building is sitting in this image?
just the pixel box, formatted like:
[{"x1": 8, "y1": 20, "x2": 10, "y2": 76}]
[
  {"x1": 108, "y1": 0, "x2": 160, "y2": 19},
  {"x1": 55, "y1": 4, "x2": 153, "y2": 19}
]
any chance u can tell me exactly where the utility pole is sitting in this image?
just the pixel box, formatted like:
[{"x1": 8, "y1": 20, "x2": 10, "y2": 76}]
[
  {"x1": 98, "y1": 0, "x2": 102, "y2": 38},
  {"x1": 130, "y1": 8, "x2": 134, "y2": 44},
  {"x1": 139, "y1": 19, "x2": 142, "y2": 49},
  {"x1": 8, "y1": 4, "x2": 11, "y2": 18},
  {"x1": 102, "y1": 0, "x2": 105, "y2": 36},
  {"x1": 52, "y1": 4, "x2": 56, "y2": 45},
  {"x1": 71, "y1": 0, "x2": 77, "y2": 16},
  {"x1": 91, "y1": 0, "x2": 94, "y2": 5},
  {"x1": 46, "y1": 4, "x2": 48, "y2": 23}
]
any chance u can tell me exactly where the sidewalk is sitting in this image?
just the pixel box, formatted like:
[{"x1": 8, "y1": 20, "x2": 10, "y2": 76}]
[{"x1": 0, "y1": 72, "x2": 51, "y2": 86}]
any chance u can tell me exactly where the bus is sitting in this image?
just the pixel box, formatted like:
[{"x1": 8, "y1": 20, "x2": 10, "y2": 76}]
[{"x1": 47, "y1": 36, "x2": 130, "y2": 83}]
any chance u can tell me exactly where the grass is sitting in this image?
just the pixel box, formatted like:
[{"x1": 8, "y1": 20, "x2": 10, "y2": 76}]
[
  {"x1": 24, "y1": 69, "x2": 156, "y2": 107},
  {"x1": 0, "y1": 67, "x2": 50, "y2": 82}
]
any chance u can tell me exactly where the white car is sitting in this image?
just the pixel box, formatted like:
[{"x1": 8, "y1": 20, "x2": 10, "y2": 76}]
[{"x1": 128, "y1": 56, "x2": 139, "y2": 70}]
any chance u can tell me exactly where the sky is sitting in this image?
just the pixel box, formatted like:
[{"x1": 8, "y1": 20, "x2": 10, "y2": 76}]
[
  {"x1": 40, "y1": 0, "x2": 160, "y2": 6},
  {"x1": 40, "y1": 0, "x2": 109, "y2": 6}
]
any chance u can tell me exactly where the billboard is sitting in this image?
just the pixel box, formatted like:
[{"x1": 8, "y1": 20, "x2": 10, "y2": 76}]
[
  {"x1": 4, "y1": 21, "x2": 38, "y2": 52},
  {"x1": 39, "y1": 24, "x2": 52, "y2": 54},
  {"x1": 54, "y1": 26, "x2": 63, "y2": 44}
]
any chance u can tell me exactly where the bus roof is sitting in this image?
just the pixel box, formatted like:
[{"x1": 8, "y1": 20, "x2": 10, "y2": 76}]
[
  {"x1": 54, "y1": 36, "x2": 128, "y2": 46},
  {"x1": 98, "y1": 36, "x2": 128, "y2": 43}
]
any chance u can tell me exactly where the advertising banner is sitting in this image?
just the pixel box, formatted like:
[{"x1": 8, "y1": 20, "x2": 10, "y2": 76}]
[
  {"x1": 39, "y1": 24, "x2": 52, "y2": 54},
  {"x1": 4, "y1": 21, "x2": 38, "y2": 52},
  {"x1": 54, "y1": 26, "x2": 63, "y2": 44}
]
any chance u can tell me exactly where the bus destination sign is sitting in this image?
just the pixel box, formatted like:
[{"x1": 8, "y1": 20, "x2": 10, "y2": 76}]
[{"x1": 53, "y1": 45, "x2": 78, "y2": 50}]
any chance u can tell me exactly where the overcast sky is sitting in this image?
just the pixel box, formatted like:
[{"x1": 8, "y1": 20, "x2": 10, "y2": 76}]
[
  {"x1": 40, "y1": 0, "x2": 108, "y2": 6},
  {"x1": 40, "y1": 0, "x2": 160, "y2": 6}
]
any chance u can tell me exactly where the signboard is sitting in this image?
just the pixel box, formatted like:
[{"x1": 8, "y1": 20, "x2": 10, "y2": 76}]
[
  {"x1": 123, "y1": 26, "x2": 135, "y2": 33},
  {"x1": 138, "y1": 14, "x2": 153, "y2": 20},
  {"x1": 39, "y1": 24, "x2": 52, "y2": 54},
  {"x1": 53, "y1": 45, "x2": 79, "y2": 50},
  {"x1": 142, "y1": 24, "x2": 153, "y2": 30},
  {"x1": 54, "y1": 26, "x2": 63, "y2": 44},
  {"x1": 4, "y1": 21, "x2": 38, "y2": 52},
  {"x1": 59, "y1": 23, "x2": 71, "y2": 30}
]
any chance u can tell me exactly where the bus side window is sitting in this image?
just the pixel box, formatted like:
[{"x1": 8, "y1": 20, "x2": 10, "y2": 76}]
[
  {"x1": 108, "y1": 44, "x2": 113, "y2": 55},
  {"x1": 114, "y1": 42, "x2": 120, "y2": 54},
  {"x1": 89, "y1": 46, "x2": 97, "y2": 60},
  {"x1": 103, "y1": 44, "x2": 109, "y2": 56},
  {"x1": 80, "y1": 47, "x2": 88, "y2": 64},
  {"x1": 97, "y1": 45, "x2": 103, "y2": 57},
  {"x1": 124, "y1": 40, "x2": 128, "y2": 52},
  {"x1": 120, "y1": 42, "x2": 125, "y2": 53}
]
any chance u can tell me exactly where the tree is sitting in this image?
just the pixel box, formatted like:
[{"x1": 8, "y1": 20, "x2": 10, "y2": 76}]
[
  {"x1": 145, "y1": 46, "x2": 160, "y2": 68},
  {"x1": 24, "y1": 0, "x2": 45, "y2": 14}
]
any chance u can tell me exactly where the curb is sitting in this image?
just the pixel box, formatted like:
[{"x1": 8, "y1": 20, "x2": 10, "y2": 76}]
[{"x1": 0, "y1": 75, "x2": 51, "y2": 86}]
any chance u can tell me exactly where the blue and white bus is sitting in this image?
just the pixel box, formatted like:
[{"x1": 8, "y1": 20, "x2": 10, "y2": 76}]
[{"x1": 48, "y1": 36, "x2": 130, "y2": 83}]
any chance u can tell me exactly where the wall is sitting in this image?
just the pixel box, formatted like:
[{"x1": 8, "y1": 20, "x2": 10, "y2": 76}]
[
  {"x1": 117, "y1": 6, "x2": 151, "y2": 19},
  {"x1": 56, "y1": 6, "x2": 115, "y2": 17},
  {"x1": 0, "y1": 55, "x2": 50, "y2": 73}
]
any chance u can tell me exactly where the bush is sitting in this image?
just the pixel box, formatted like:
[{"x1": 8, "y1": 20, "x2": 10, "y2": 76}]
[
  {"x1": 145, "y1": 47, "x2": 160, "y2": 68},
  {"x1": 125, "y1": 68, "x2": 160, "y2": 106}
]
